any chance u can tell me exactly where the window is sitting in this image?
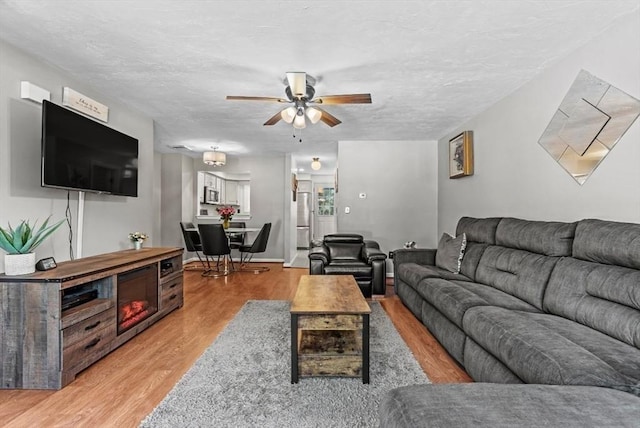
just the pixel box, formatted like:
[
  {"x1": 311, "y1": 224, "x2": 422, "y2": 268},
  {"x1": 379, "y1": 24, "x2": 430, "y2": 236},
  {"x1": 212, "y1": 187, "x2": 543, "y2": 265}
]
[{"x1": 316, "y1": 186, "x2": 335, "y2": 216}]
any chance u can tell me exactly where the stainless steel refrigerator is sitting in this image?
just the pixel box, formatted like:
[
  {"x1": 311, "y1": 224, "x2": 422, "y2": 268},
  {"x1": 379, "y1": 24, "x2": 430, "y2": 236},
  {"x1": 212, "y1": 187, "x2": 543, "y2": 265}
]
[{"x1": 296, "y1": 192, "x2": 311, "y2": 249}]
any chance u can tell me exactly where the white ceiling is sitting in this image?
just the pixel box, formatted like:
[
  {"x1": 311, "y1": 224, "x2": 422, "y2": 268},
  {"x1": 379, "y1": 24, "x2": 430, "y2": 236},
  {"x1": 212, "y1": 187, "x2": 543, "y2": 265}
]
[{"x1": 0, "y1": 0, "x2": 638, "y2": 174}]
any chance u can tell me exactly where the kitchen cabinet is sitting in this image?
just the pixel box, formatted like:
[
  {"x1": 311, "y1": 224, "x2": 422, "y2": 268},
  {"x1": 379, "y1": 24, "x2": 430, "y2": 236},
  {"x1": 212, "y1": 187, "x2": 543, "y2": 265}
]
[
  {"x1": 225, "y1": 180, "x2": 238, "y2": 204},
  {"x1": 196, "y1": 171, "x2": 251, "y2": 218}
]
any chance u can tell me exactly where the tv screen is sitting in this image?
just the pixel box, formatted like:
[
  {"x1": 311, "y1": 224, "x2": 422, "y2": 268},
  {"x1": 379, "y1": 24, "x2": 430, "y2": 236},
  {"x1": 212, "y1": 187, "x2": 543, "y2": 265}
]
[{"x1": 41, "y1": 100, "x2": 139, "y2": 197}]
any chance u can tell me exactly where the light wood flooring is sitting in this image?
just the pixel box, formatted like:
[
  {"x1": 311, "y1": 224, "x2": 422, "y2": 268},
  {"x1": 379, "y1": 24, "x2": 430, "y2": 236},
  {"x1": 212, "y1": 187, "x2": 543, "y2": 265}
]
[{"x1": 0, "y1": 264, "x2": 471, "y2": 427}]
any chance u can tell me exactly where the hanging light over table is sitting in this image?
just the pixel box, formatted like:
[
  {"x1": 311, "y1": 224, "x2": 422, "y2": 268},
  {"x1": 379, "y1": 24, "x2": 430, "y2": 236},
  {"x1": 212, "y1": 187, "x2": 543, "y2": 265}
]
[{"x1": 203, "y1": 147, "x2": 226, "y2": 166}]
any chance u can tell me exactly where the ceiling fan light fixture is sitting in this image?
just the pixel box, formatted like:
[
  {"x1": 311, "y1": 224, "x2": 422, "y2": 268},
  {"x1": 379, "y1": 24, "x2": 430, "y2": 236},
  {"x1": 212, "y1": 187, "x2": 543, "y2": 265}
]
[
  {"x1": 293, "y1": 115, "x2": 306, "y2": 129},
  {"x1": 281, "y1": 106, "x2": 296, "y2": 123},
  {"x1": 311, "y1": 157, "x2": 321, "y2": 170},
  {"x1": 293, "y1": 108, "x2": 306, "y2": 129},
  {"x1": 203, "y1": 148, "x2": 226, "y2": 166},
  {"x1": 306, "y1": 106, "x2": 322, "y2": 124}
]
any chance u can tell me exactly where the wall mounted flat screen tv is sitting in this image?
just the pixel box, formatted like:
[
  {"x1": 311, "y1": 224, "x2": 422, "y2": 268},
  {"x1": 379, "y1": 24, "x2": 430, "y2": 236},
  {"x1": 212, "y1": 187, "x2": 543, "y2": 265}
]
[{"x1": 41, "y1": 100, "x2": 139, "y2": 197}]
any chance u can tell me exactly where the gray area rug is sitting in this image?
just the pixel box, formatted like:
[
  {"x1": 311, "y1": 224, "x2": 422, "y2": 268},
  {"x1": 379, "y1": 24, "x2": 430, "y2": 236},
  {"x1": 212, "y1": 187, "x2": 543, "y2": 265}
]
[{"x1": 140, "y1": 300, "x2": 429, "y2": 427}]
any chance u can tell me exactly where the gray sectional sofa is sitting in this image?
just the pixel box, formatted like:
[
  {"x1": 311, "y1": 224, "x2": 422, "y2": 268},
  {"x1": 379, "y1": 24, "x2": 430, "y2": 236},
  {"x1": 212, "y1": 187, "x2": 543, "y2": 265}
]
[{"x1": 382, "y1": 217, "x2": 640, "y2": 427}]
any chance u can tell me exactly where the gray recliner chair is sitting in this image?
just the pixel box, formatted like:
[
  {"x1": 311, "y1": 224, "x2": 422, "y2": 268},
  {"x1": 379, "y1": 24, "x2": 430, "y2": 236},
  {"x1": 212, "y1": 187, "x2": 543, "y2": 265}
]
[{"x1": 308, "y1": 234, "x2": 387, "y2": 297}]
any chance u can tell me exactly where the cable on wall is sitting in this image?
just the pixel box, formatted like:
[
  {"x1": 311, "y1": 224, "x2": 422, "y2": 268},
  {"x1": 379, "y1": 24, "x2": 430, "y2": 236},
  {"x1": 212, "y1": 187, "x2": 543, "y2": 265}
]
[{"x1": 66, "y1": 191, "x2": 74, "y2": 260}]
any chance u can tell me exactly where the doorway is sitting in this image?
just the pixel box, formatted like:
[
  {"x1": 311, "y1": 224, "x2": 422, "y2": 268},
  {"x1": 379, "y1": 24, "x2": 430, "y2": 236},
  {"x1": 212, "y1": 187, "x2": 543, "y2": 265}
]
[{"x1": 313, "y1": 182, "x2": 337, "y2": 240}]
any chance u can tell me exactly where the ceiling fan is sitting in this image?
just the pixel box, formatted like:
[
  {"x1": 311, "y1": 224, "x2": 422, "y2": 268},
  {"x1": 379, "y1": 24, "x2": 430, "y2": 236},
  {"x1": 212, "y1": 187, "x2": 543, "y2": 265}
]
[{"x1": 226, "y1": 72, "x2": 372, "y2": 129}]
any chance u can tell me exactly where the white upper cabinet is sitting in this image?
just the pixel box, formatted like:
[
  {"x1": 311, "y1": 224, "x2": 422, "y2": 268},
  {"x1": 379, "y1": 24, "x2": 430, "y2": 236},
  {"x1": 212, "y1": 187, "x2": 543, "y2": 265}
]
[{"x1": 225, "y1": 180, "x2": 238, "y2": 204}]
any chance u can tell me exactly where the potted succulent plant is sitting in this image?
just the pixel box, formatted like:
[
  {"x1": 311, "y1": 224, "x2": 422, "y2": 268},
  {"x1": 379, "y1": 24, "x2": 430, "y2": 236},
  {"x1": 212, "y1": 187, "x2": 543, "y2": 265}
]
[{"x1": 0, "y1": 217, "x2": 64, "y2": 275}]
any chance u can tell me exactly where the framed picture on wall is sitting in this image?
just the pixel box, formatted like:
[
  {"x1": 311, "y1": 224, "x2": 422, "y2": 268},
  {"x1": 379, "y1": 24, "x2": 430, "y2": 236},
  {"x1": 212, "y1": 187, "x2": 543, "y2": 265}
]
[{"x1": 449, "y1": 131, "x2": 474, "y2": 179}]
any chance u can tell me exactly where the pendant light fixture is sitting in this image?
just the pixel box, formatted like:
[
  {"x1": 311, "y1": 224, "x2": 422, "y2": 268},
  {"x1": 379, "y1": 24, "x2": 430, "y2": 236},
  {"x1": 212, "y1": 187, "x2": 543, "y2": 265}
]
[
  {"x1": 203, "y1": 146, "x2": 226, "y2": 166},
  {"x1": 311, "y1": 157, "x2": 322, "y2": 170}
]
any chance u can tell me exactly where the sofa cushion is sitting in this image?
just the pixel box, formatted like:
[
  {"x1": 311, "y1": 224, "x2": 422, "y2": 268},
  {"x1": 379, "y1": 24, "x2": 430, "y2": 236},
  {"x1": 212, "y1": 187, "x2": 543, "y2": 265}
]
[
  {"x1": 456, "y1": 217, "x2": 501, "y2": 245},
  {"x1": 573, "y1": 219, "x2": 640, "y2": 270},
  {"x1": 543, "y1": 257, "x2": 640, "y2": 348},
  {"x1": 323, "y1": 261, "x2": 371, "y2": 278},
  {"x1": 420, "y1": 298, "x2": 467, "y2": 364},
  {"x1": 413, "y1": 278, "x2": 539, "y2": 328},
  {"x1": 397, "y1": 262, "x2": 471, "y2": 286},
  {"x1": 474, "y1": 246, "x2": 559, "y2": 310},
  {"x1": 463, "y1": 338, "x2": 523, "y2": 384},
  {"x1": 495, "y1": 217, "x2": 576, "y2": 256},
  {"x1": 379, "y1": 384, "x2": 640, "y2": 428},
  {"x1": 454, "y1": 281, "x2": 541, "y2": 313},
  {"x1": 435, "y1": 233, "x2": 466, "y2": 273},
  {"x1": 458, "y1": 241, "x2": 489, "y2": 281},
  {"x1": 326, "y1": 242, "x2": 363, "y2": 261},
  {"x1": 463, "y1": 306, "x2": 640, "y2": 390}
]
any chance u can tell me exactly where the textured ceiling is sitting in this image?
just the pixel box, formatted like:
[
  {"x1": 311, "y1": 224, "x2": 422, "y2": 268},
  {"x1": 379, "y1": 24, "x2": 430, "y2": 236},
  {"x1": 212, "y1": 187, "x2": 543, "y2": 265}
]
[{"x1": 0, "y1": 0, "x2": 638, "y2": 174}]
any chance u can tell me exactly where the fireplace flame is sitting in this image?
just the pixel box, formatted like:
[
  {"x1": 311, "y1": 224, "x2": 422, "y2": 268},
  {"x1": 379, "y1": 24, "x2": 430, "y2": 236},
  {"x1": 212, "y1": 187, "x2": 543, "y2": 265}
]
[{"x1": 119, "y1": 300, "x2": 150, "y2": 329}]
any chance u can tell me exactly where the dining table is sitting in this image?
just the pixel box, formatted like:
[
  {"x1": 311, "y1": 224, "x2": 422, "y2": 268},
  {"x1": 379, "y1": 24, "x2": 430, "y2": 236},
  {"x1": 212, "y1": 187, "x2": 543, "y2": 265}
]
[
  {"x1": 223, "y1": 227, "x2": 261, "y2": 234},
  {"x1": 186, "y1": 226, "x2": 261, "y2": 234},
  {"x1": 188, "y1": 226, "x2": 262, "y2": 275}
]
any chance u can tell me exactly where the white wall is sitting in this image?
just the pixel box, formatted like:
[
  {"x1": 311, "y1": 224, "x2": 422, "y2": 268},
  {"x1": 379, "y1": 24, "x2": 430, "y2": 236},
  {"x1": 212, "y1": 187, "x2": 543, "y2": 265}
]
[
  {"x1": 438, "y1": 10, "x2": 640, "y2": 234},
  {"x1": 282, "y1": 155, "x2": 297, "y2": 266},
  {"x1": 337, "y1": 140, "x2": 439, "y2": 273},
  {"x1": 160, "y1": 154, "x2": 183, "y2": 248},
  {"x1": 0, "y1": 40, "x2": 158, "y2": 272}
]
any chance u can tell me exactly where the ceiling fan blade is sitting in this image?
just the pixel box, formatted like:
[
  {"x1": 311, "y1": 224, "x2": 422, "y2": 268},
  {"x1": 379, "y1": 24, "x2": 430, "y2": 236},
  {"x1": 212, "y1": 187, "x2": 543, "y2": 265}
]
[
  {"x1": 313, "y1": 94, "x2": 372, "y2": 105},
  {"x1": 286, "y1": 72, "x2": 307, "y2": 98},
  {"x1": 263, "y1": 110, "x2": 283, "y2": 126},
  {"x1": 315, "y1": 107, "x2": 342, "y2": 127},
  {"x1": 226, "y1": 96, "x2": 288, "y2": 103}
]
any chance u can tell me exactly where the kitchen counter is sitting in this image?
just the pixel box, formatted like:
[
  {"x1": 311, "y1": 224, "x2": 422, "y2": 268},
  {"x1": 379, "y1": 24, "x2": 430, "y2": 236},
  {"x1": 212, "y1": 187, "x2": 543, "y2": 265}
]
[{"x1": 196, "y1": 214, "x2": 252, "y2": 221}]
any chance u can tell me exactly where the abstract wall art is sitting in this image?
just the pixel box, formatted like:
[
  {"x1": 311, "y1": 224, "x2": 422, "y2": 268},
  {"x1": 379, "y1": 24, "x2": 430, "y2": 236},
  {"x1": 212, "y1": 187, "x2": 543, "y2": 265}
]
[{"x1": 538, "y1": 70, "x2": 640, "y2": 185}]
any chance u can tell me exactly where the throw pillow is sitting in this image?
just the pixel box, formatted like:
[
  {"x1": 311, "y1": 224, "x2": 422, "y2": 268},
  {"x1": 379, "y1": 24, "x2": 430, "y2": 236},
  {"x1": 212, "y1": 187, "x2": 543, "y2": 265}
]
[{"x1": 435, "y1": 232, "x2": 467, "y2": 274}]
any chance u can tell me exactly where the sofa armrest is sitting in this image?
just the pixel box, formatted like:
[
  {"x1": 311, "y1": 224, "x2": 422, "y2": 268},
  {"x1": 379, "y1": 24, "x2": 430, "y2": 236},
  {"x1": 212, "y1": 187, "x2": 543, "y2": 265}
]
[
  {"x1": 309, "y1": 259, "x2": 325, "y2": 275},
  {"x1": 308, "y1": 245, "x2": 330, "y2": 265},
  {"x1": 393, "y1": 248, "x2": 437, "y2": 266},
  {"x1": 363, "y1": 245, "x2": 387, "y2": 263},
  {"x1": 371, "y1": 258, "x2": 387, "y2": 295}
]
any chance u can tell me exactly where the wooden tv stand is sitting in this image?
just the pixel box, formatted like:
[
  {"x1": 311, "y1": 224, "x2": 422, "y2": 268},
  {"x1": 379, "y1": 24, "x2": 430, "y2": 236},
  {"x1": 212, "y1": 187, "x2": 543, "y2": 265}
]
[{"x1": 0, "y1": 247, "x2": 184, "y2": 390}]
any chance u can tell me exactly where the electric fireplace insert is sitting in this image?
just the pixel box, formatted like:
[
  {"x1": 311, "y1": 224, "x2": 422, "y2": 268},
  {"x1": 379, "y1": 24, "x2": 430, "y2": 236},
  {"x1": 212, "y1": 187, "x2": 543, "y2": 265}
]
[{"x1": 117, "y1": 265, "x2": 158, "y2": 334}]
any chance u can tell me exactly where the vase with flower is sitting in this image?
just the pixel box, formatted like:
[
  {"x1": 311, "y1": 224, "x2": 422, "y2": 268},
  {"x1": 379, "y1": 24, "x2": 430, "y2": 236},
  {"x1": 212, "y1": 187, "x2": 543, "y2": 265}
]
[
  {"x1": 216, "y1": 206, "x2": 236, "y2": 229},
  {"x1": 129, "y1": 231, "x2": 148, "y2": 250}
]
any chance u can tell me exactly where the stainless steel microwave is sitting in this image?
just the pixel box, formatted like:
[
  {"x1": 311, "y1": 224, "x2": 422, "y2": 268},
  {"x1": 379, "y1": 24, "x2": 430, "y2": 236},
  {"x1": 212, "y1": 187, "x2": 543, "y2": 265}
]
[{"x1": 204, "y1": 186, "x2": 219, "y2": 204}]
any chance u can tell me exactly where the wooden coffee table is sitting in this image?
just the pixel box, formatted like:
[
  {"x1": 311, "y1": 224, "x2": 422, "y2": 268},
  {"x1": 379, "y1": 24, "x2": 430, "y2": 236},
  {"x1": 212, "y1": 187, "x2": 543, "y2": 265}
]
[{"x1": 290, "y1": 275, "x2": 371, "y2": 384}]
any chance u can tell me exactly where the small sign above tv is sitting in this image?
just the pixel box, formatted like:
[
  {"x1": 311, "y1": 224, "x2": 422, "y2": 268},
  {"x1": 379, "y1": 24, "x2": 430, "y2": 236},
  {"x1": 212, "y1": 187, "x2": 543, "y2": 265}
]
[{"x1": 62, "y1": 87, "x2": 109, "y2": 122}]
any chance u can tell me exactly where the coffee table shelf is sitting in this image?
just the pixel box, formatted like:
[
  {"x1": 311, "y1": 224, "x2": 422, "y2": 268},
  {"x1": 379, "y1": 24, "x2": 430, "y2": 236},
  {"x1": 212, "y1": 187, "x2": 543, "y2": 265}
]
[
  {"x1": 298, "y1": 327, "x2": 363, "y2": 377},
  {"x1": 291, "y1": 275, "x2": 370, "y2": 383}
]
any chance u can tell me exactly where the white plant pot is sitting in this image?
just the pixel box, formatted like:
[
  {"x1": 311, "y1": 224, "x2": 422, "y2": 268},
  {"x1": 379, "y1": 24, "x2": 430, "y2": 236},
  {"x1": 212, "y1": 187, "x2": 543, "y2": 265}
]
[{"x1": 4, "y1": 252, "x2": 36, "y2": 276}]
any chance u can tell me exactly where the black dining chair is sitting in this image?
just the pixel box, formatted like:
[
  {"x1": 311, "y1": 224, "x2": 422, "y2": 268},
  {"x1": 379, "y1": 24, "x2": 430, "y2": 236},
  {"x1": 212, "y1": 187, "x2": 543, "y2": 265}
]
[
  {"x1": 180, "y1": 222, "x2": 207, "y2": 270},
  {"x1": 198, "y1": 223, "x2": 234, "y2": 277},
  {"x1": 239, "y1": 223, "x2": 272, "y2": 273},
  {"x1": 228, "y1": 221, "x2": 246, "y2": 250}
]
